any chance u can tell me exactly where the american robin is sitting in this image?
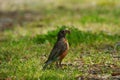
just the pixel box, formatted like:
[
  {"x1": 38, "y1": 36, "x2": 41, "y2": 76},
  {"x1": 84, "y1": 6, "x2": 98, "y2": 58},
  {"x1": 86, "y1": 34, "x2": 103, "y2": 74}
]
[{"x1": 43, "y1": 29, "x2": 70, "y2": 70}]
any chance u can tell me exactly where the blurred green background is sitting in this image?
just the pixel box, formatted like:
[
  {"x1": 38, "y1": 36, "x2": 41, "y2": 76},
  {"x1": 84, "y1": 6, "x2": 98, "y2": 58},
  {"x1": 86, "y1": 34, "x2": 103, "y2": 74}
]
[{"x1": 0, "y1": 0, "x2": 120, "y2": 80}]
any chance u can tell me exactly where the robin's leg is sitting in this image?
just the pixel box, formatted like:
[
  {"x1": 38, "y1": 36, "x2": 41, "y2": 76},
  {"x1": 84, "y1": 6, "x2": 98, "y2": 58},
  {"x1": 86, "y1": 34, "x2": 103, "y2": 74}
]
[
  {"x1": 56, "y1": 61, "x2": 59, "y2": 68},
  {"x1": 59, "y1": 59, "x2": 62, "y2": 67}
]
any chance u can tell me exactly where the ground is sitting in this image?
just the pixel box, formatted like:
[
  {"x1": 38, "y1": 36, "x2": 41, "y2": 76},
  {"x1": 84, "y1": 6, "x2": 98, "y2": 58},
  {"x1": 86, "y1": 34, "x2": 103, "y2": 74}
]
[{"x1": 0, "y1": 0, "x2": 120, "y2": 80}]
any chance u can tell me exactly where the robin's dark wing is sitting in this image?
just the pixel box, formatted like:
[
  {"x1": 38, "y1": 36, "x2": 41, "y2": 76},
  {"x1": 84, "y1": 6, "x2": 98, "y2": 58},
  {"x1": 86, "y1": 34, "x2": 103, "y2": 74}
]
[{"x1": 46, "y1": 38, "x2": 67, "y2": 62}]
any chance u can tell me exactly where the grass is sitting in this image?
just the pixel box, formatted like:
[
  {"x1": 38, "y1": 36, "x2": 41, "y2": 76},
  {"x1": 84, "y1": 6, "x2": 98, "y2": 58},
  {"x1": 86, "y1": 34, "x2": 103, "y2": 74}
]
[
  {"x1": 34, "y1": 26, "x2": 120, "y2": 46},
  {"x1": 0, "y1": 0, "x2": 120, "y2": 80},
  {"x1": 0, "y1": 27, "x2": 120, "y2": 79}
]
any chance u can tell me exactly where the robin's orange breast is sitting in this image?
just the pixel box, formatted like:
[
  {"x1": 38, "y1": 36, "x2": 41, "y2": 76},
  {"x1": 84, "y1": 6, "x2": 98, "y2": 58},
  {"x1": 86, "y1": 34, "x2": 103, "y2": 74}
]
[{"x1": 59, "y1": 38, "x2": 69, "y2": 60}]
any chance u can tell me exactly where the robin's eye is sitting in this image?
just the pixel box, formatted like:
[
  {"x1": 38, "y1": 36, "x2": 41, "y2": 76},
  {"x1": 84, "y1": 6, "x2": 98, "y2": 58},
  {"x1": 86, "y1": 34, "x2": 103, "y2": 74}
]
[
  {"x1": 61, "y1": 31, "x2": 64, "y2": 33},
  {"x1": 62, "y1": 31, "x2": 65, "y2": 33}
]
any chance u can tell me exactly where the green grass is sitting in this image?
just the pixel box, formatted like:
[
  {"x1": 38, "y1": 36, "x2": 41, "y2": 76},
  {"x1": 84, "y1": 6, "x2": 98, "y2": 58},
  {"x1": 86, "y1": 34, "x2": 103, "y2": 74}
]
[
  {"x1": 0, "y1": 27, "x2": 120, "y2": 79},
  {"x1": 0, "y1": 0, "x2": 120, "y2": 79},
  {"x1": 34, "y1": 26, "x2": 120, "y2": 46}
]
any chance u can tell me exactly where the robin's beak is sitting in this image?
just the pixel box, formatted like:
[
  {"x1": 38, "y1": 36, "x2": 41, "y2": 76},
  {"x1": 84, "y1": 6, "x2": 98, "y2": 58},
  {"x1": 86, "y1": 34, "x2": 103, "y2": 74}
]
[{"x1": 65, "y1": 30, "x2": 70, "y2": 34}]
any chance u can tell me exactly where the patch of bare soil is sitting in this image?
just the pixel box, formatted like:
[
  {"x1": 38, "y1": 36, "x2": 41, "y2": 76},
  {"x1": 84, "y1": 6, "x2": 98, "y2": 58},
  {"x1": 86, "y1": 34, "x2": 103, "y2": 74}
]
[{"x1": 0, "y1": 11, "x2": 43, "y2": 31}]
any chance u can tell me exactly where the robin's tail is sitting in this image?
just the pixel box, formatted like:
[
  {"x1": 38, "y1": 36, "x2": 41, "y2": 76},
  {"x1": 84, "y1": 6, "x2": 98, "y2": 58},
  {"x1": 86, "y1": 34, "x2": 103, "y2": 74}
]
[{"x1": 42, "y1": 60, "x2": 52, "y2": 70}]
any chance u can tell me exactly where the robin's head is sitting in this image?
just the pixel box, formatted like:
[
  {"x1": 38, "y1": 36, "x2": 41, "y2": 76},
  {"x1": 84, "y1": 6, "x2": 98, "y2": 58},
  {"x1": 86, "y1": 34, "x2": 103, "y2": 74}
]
[{"x1": 57, "y1": 29, "x2": 70, "y2": 39}]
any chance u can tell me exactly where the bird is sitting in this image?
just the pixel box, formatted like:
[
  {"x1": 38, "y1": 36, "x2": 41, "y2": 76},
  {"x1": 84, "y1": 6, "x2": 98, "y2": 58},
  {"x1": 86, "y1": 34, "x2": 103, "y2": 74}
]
[{"x1": 43, "y1": 29, "x2": 70, "y2": 70}]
